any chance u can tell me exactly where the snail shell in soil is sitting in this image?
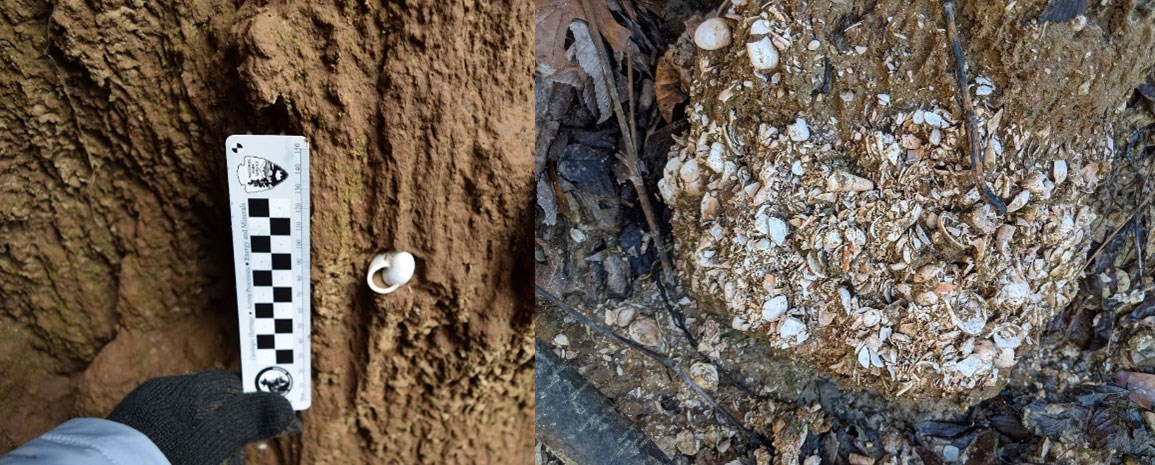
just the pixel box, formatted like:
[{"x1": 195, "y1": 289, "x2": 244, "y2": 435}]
[{"x1": 945, "y1": 290, "x2": 989, "y2": 336}]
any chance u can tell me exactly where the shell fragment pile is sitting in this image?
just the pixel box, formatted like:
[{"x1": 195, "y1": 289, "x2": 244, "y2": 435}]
[{"x1": 661, "y1": 4, "x2": 1113, "y2": 403}]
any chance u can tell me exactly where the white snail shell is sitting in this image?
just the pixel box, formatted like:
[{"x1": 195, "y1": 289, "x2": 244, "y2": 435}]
[{"x1": 367, "y1": 251, "x2": 415, "y2": 294}]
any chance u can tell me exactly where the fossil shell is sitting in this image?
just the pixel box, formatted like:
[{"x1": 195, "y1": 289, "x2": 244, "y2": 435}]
[
  {"x1": 992, "y1": 323, "x2": 1025, "y2": 349},
  {"x1": 945, "y1": 291, "x2": 989, "y2": 336},
  {"x1": 629, "y1": 319, "x2": 662, "y2": 347},
  {"x1": 787, "y1": 117, "x2": 811, "y2": 142},
  {"x1": 680, "y1": 158, "x2": 703, "y2": 195},
  {"x1": 694, "y1": 18, "x2": 732, "y2": 51},
  {"x1": 996, "y1": 280, "x2": 1031, "y2": 308},
  {"x1": 755, "y1": 207, "x2": 789, "y2": 245},
  {"x1": 1054, "y1": 160, "x2": 1068, "y2": 186},
  {"x1": 746, "y1": 37, "x2": 780, "y2": 70},
  {"x1": 749, "y1": 19, "x2": 772, "y2": 36},
  {"x1": 779, "y1": 317, "x2": 808, "y2": 344},
  {"x1": 826, "y1": 170, "x2": 874, "y2": 192},
  {"x1": 954, "y1": 353, "x2": 989, "y2": 378},
  {"x1": 762, "y1": 295, "x2": 789, "y2": 321},
  {"x1": 690, "y1": 362, "x2": 719, "y2": 391}
]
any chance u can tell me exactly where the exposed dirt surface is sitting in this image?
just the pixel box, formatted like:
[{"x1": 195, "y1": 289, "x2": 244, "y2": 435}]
[
  {"x1": 535, "y1": 0, "x2": 1155, "y2": 464},
  {"x1": 1, "y1": 1, "x2": 534, "y2": 464}
]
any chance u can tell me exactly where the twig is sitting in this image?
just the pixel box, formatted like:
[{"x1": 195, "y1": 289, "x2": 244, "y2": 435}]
[
  {"x1": 537, "y1": 285, "x2": 768, "y2": 450},
  {"x1": 942, "y1": 0, "x2": 1007, "y2": 215},
  {"x1": 578, "y1": 0, "x2": 676, "y2": 288},
  {"x1": 1082, "y1": 192, "x2": 1155, "y2": 273}
]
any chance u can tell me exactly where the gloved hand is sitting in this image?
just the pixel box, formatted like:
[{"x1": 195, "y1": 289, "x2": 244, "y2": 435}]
[{"x1": 107, "y1": 371, "x2": 296, "y2": 465}]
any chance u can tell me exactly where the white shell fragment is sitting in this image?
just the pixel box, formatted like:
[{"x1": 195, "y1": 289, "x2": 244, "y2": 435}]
[
  {"x1": 367, "y1": 251, "x2": 416, "y2": 295},
  {"x1": 1053, "y1": 160, "x2": 1068, "y2": 186},
  {"x1": 826, "y1": 170, "x2": 874, "y2": 192},
  {"x1": 755, "y1": 208, "x2": 789, "y2": 245},
  {"x1": 750, "y1": 19, "x2": 772, "y2": 35},
  {"x1": 629, "y1": 319, "x2": 662, "y2": 347},
  {"x1": 779, "y1": 317, "x2": 809, "y2": 344},
  {"x1": 762, "y1": 295, "x2": 789, "y2": 321},
  {"x1": 694, "y1": 18, "x2": 732, "y2": 51},
  {"x1": 786, "y1": 117, "x2": 810, "y2": 142},
  {"x1": 689, "y1": 362, "x2": 719, "y2": 391},
  {"x1": 746, "y1": 37, "x2": 780, "y2": 71},
  {"x1": 946, "y1": 292, "x2": 989, "y2": 336},
  {"x1": 992, "y1": 323, "x2": 1025, "y2": 349}
]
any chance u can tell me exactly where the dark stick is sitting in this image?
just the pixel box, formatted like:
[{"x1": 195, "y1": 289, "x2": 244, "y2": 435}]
[
  {"x1": 942, "y1": 0, "x2": 1007, "y2": 215},
  {"x1": 536, "y1": 285, "x2": 769, "y2": 450}
]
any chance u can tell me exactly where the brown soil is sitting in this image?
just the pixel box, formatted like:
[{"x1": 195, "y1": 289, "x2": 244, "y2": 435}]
[{"x1": 0, "y1": 1, "x2": 533, "y2": 464}]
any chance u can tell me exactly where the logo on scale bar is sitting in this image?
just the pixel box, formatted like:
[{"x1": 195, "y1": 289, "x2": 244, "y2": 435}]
[
  {"x1": 232, "y1": 143, "x2": 288, "y2": 193},
  {"x1": 256, "y1": 366, "x2": 293, "y2": 395}
]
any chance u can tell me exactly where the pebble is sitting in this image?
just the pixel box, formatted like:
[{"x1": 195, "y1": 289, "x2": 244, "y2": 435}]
[
  {"x1": 942, "y1": 445, "x2": 960, "y2": 462},
  {"x1": 929, "y1": 128, "x2": 943, "y2": 146},
  {"x1": 786, "y1": 117, "x2": 810, "y2": 142},
  {"x1": 877, "y1": 93, "x2": 890, "y2": 106},
  {"x1": 746, "y1": 37, "x2": 779, "y2": 70},
  {"x1": 840, "y1": 90, "x2": 855, "y2": 102},
  {"x1": 553, "y1": 334, "x2": 569, "y2": 346},
  {"x1": 694, "y1": 18, "x2": 732, "y2": 51},
  {"x1": 807, "y1": 39, "x2": 820, "y2": 51},
  {"x1": 854, "y1": 45, "x2": 868, "y2": 54}
]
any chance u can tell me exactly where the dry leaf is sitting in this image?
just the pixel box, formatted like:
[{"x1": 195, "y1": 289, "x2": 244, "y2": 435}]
[
  {"x1": 567, "y1": 22, "x2": 612, "y2": 122},
  {"x1": 655, "y1": 54, "x2": 687, "y2": 123},
  {"x1": 1114, "y1": 371, "x2": 1155, "y2": 409},
  {"x1": 535, "y1": 0, "x2": 632, "y2": 74}
]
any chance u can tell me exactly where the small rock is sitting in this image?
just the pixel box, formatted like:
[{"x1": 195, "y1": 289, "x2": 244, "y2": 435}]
[
  {"x1": 976, "y1": 85, "x2": 994, "y2": 96},
  {"x1": 786, "y1": 117, "x2": 811, "y2": 142},
  {"x1": 553, "y1": 334, "x2": 569, "y2": 346},
  {"x1": 807, "y1": 39, "x2": 820, "y2": 51},
  {"x1": 848, "y1": 453, "x2": 875, "y2": 465},
  {"x1": 629, "y1": 319, "x2": 662, "y2": 347},
  {"x1": 747, "y1": 37, "x2": 780, "y2": 70},
  {"x1": 877, "y1": 93, "x2": 890, "y2": 106},
  {"x1": 840, "y1": 90, "x2": 855, "y2": 102},
  {"x1": 694, "y1": 18, "x2": 732, "y2": 51},
  {"x1": 854, "y1": 45, "x2": 868, "y2": 55},
  {"x1": 826, "y1": 170, "x2": 874, "y2": 192},
  {"x1": 942, "y1": 445, "x2": 960, "y2": 462}
]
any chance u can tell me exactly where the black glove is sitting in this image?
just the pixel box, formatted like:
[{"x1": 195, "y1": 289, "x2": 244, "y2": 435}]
[{"x1": 108, "y1": 370, "x2": 297, "y2": 465}]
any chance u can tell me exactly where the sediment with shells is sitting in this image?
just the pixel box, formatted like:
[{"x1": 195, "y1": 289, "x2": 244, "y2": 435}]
[{"x1": 662, "y1": 3, "x2": 1114, "y2": 405}]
